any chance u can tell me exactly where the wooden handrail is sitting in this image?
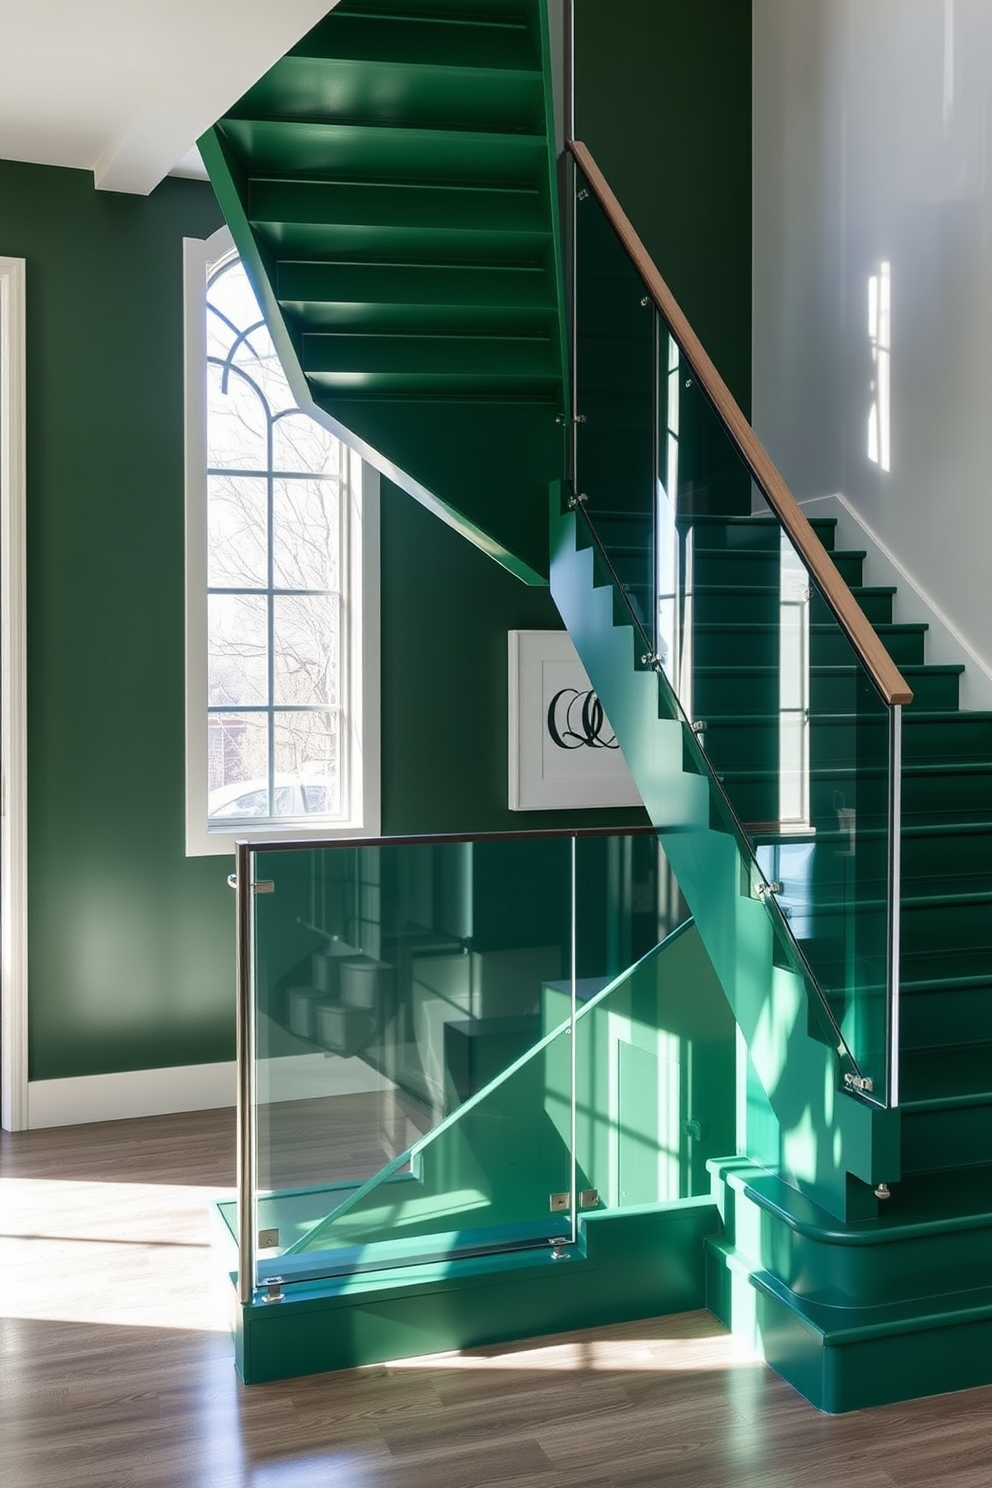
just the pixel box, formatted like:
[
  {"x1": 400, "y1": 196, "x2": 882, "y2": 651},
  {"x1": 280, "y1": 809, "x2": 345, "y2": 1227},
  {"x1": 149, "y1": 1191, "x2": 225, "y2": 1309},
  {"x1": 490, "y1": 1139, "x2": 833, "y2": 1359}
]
[{"x1": 568, "y1": 139, "x2": 913, "y2": 709}]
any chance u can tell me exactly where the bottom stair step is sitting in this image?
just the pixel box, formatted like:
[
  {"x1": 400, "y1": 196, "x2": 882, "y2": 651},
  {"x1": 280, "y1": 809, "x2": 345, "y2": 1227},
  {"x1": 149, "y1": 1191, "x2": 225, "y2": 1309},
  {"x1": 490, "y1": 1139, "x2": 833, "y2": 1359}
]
[{"x1": 706, "y1": 1234, "x2": 992, "y2": 1412}]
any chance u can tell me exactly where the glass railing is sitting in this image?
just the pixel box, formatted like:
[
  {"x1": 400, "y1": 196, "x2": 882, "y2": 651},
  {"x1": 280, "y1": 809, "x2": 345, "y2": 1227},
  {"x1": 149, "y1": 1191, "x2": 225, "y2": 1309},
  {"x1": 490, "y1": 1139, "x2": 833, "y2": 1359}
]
[
  {"x1": 567, "y1": 142, "x2": 909, "y2": 1110},
  {"x1": 229, "y1": 826, "x2": 722, "y2": 1303}
]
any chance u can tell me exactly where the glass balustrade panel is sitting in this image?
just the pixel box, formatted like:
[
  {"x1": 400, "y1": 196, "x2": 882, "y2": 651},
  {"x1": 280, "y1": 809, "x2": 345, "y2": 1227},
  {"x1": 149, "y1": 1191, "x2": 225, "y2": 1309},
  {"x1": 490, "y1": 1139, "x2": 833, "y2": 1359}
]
[
  {"x1": 246, "y1": 835, "x2": 580, "y2": 1284},
  {"x1": 571, "y1": 163, "x2": 897, "y2": 1102}
]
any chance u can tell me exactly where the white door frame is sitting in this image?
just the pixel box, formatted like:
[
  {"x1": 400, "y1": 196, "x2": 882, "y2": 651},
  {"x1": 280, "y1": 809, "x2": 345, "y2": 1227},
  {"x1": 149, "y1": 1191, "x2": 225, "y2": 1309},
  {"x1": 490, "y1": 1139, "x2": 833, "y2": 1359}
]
[{"x1": 1, "y1": 257, "x2": 28, "y2": 1131}]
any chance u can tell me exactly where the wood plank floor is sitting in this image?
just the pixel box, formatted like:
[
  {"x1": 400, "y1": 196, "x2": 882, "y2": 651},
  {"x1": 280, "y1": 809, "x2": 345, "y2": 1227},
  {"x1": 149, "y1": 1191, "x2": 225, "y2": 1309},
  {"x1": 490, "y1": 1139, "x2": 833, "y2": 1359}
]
[{"x1": 0, "y1": 1109, "x2": 989, "y2": 1488}]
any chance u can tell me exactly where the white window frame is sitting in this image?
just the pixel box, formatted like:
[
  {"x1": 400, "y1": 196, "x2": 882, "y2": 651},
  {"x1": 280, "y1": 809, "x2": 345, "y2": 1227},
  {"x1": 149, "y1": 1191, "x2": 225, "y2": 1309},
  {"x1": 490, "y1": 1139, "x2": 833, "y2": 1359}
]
[
  {"x1": 183, "y1": 227, "x2": 380, "y2": 856},
  {"x1": 1, "y1": 256, "x2": 28, "y2": 1130}
]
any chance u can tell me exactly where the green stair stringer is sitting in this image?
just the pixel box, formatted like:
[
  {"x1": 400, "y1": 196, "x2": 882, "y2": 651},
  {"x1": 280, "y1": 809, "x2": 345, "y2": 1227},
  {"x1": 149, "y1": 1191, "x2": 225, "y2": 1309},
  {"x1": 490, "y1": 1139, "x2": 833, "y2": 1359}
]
[
  {"x1": 550, "y1": 499, "x2": 899, "y2": 1224},
  {"x1": 198, "y1": 0, "x2": 567, "y2": 585}
]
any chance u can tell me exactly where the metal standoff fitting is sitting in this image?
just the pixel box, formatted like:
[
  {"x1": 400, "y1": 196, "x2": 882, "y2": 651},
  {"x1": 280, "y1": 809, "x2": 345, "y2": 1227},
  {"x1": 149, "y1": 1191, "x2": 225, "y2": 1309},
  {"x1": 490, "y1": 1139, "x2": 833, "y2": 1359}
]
[{"x1": 843, "y1": 1072, "x2": 875, "y2": 1094}]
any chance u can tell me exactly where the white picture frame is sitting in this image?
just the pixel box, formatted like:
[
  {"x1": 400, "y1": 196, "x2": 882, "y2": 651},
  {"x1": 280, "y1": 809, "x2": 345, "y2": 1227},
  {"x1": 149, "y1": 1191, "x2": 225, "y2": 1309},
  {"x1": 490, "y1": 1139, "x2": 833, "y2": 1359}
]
[{"x1": 508, "y1": 630, "x2": 643, "y2": 811}]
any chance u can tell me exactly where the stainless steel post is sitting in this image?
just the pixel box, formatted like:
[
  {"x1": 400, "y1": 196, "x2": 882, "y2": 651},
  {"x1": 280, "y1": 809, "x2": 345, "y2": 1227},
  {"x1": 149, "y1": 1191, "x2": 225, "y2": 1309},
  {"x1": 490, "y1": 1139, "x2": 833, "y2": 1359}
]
[
  {"x1": 564, "y1": 0, "x2": 579, "y2": 488},
  {"x1": 235, "y1": 840, "x2": 256, "y2": 1305},
  {"x1": 887, "y1": 705, "x2": 902, "y2": 1108}
]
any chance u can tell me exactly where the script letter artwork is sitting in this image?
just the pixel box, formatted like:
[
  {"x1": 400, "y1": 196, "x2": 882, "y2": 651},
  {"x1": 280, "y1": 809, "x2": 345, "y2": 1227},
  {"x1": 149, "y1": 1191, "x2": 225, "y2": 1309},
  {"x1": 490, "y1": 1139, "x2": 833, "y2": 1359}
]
[
  {"x1": 509, "y1": 630, "x2": 642, "y2": 809},
  {"x1": 547, "y1": 689, "x2": 619, "y2": 751}
]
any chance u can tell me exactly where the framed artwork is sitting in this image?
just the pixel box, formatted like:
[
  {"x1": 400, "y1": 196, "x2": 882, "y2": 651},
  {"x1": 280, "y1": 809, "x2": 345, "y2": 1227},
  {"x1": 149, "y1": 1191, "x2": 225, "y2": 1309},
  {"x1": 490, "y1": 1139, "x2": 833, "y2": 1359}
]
[{"x1": 507, "y1": 630, "x2": 643, "y2": 810}]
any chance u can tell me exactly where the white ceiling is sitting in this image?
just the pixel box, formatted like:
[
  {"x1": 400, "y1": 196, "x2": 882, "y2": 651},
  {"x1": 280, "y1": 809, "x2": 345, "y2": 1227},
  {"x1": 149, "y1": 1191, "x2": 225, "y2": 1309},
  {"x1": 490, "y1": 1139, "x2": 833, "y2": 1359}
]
[{"x1": 0, "y1": 0, "x2": 340, "y2": 195}]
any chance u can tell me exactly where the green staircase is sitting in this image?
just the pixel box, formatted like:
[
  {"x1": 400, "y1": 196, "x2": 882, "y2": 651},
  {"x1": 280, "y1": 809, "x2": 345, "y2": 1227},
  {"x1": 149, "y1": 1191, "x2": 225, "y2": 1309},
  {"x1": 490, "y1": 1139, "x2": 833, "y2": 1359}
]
[
  {"x1": 199, "y1": 0, "x2": 566, "y2": 584},
  {"x1": 200, "y1": 1, "x2": 991, "y2": 1409},
  {"x1": 553, "y1": 492, "x2": 992, "y2": 1410}
]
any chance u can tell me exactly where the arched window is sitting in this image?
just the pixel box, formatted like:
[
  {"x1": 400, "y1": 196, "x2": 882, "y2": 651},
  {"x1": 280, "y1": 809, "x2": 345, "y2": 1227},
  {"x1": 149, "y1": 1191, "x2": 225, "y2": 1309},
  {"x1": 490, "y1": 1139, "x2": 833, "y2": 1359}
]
[{"x1": 184, "y1": 229, "x2": 379, "y2": 853}]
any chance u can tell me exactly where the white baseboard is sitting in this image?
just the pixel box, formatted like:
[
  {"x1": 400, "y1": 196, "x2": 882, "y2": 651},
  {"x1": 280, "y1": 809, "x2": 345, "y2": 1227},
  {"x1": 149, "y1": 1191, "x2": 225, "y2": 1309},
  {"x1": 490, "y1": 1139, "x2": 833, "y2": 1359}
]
[
  {"x1": 27, "y1": 1062, "x2": 237, "y2": 1129},
  {"x1": 25, "y1": 1052, "x2": 397, "y2": 1130},
  {"x1": 801, "y1": 493, "x2": 992, "y2": 713}
]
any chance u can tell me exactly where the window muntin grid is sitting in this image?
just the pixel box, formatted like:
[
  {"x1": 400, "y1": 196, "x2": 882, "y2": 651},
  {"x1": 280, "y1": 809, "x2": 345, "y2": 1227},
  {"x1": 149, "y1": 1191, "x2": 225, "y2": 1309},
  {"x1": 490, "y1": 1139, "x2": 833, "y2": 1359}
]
[{"x1": 205, "y1": 255, "x2": 351, "y2": 824}]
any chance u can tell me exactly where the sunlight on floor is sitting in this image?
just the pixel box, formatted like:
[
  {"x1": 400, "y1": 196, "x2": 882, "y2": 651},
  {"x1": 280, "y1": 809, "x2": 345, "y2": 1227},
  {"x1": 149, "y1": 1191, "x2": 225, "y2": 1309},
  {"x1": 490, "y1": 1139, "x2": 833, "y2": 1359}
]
[
  {"x1": 0, "y1": 1176, "x2": 233, "y2": 1332},
  {"x1": 385, "y1": 1326, "x2": 762, "y2": 1375}
]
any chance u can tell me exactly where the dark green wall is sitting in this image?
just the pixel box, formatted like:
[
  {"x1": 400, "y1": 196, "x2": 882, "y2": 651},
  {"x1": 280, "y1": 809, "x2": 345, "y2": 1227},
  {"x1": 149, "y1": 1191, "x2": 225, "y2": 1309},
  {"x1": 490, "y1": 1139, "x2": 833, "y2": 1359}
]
[
  {"x1": 380, "y1": 479, "x2": 645, "y2": 836},
  {"x1": 575, "y1": 0, "x2": 752, "y2": 412},
  {"x1": 0, "y1": 160, "x2": 232, "y2": 1080},
  {"x1": 1, "y1": 158, "x2": 644, "y2": 1083}
]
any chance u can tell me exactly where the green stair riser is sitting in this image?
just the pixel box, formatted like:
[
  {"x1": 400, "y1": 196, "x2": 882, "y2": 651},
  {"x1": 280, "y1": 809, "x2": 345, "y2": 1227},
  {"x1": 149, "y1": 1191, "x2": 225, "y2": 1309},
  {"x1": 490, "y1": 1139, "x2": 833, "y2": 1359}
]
[
  {"x1": 231, "y1": 57, "x2": 546, "y2": 137},
  {"x1": 690, "y1": 548, "x2": 865, "y2": 588},
  {"x1": 901, "y1": 1103, "x2": 992, "y2": 1175},
  {"x1": 277, "y1": 259, "x2": 556, "y2": 313},
  {"x1": 679, "y1": 514, "x2": 839, "y2": 553},
  {"x1": 301, "y1": 328, "x2": 560, "y2": 379},
  {"x1": 901, "y1": 983, "x2": 992, "y2": 1049},
  {"x1": 249, "y1": 177, "x2": 550, "y2": 235},
  {"x1": 716, "y1": 1168, "x2": 992, "y2": 1308},
  {"x1": 691, "y1": 664, "x2": 961, "y2": 716},
  {"x1": 693, "y1": 622, "x2": 929, "y2": 669},
  {"x1": 220, "y1": 119, "x2": 550, "y2": 188},
  {"x1": 289, "y1": 10, "x2": 541, "y2": 71}
]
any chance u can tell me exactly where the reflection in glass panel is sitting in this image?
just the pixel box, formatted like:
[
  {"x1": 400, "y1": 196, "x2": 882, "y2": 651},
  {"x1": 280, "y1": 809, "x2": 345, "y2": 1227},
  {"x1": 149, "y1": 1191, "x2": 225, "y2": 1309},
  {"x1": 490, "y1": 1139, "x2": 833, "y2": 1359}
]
[
  {"x1": 250, "y1": 837, "x2": 575, "y2": 1278},
  {"x1": 571, "y1": 162, "x2": 898, "y2": 1097}
]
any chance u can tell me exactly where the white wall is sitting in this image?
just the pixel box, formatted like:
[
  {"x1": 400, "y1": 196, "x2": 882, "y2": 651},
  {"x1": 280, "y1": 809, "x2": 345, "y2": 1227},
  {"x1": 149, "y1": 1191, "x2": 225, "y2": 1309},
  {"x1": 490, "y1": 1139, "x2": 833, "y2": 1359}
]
[{"x1": 753, "y1": 0, "x2": 992, "y2": 703}]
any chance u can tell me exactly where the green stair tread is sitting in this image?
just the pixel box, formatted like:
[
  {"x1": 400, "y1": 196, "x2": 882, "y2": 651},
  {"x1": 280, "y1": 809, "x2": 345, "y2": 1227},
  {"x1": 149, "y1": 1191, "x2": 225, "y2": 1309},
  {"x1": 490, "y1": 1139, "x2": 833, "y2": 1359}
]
[
  {"x1": 709, "y1": 1234, "x2": 992, "y2": 1345},
  {"x1": 902, "y1": 969, "x2": 992, "y2": 992},
  {"x1": 727, "y1": 1160, "x2": 992, "y2": 1243},
  {"x1": 692, "y1": 544, "x2": 866, "y2": 564},
  {"x1": 754, "y1": 1266, "x2": 992, "y2": 1344},
  {"x1": 693, "y1": 620, "x2": 929, "y2": 637},
  {"x1": 694, "y1": 663, "x2": 962, "y2": 681}
]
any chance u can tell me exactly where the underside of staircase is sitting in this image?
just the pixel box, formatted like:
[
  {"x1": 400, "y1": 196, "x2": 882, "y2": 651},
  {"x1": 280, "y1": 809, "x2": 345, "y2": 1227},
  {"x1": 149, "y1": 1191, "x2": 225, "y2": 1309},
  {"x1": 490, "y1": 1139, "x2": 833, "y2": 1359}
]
[
  {"x1": 202, "y1": 0, "x2": 992, "y2": 1410},
  {"x1": 199, "y1": 0, "x2": 566, "y2": 584}
]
